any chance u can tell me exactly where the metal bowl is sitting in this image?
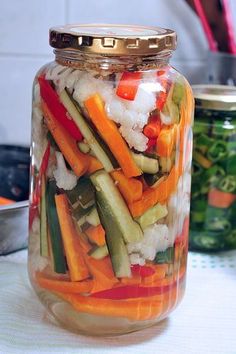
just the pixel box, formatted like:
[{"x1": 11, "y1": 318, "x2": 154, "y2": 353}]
[{"x1": 0, "y1": 200, "x2": 28, "y2": 255}]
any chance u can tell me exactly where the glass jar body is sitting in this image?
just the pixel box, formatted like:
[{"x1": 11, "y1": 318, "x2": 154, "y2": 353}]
[
  {"x1": 190, "y1": 108, "x2": 236, "y2": 252},
  {"x1": 28, "y1": 54, "x2": 193, "y2": 335}
]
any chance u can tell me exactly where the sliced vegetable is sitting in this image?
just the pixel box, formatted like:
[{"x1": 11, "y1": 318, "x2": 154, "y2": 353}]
[
  {"x1": 58, "y1": 292, "x2": 164, "y2": 321},
  {"x1": 59, "y1": 90, "x2": 114, "y2": 172},
  {"x1": 131, "y1": 152, "x2": 159, "y2": 174},
  {"x1": 208, "y1": 188, "x2": 236, "y2": 208},
  {"x1": 159, "y1": 154, "x2": 175, "y2": 173},
  {"x1": 217, "y1": 175, "x2": 236, "y2": 193},
  {"x1": 116, "y1": 71, "x2": 142, "y2": 101},
  {"x1": 135, "y1": 203, "x2": 168, "y2": 229},
  {"x1": 78, "y1": 141, "x2": 90, "y2": 154},
  {"x1": 85, "y1": 207, "x2": 100, "y2": 227},
  {"x1": 46, "y1": 180, "x2": 67, "y2": 274},
  {"x1": 38, "y1": 76, "x2": 82, "y2": 141},
  {"x1": 143, "y1": 121, "x2": 161, "y2": 139},
  {"x1": 110, "y1": 169, "x2": 143, "y2": 203},
  {"x1": 35, "y1": 272, "x2": 93, "y2": 293},
  {"x1": 88, "y1": 244, "x2": 109, "y2": 260},
  {"x1": 192, "y1": 151, "x2": 212, "y2": 169},
  {"x1": 85, "y1": 224, "x2": 106, "y2": 246},
  {"x1": 41, "y1": 100, "x2": 89, "y2": 177},
  {"x1": 207, "y1": 141, "x2": 227, "y2": 162},
  {"x1": 156, "y1": 125, "x2": 178, "y2": 157},
  {"x1": 155, "y1": 247, "x2": 174, "y2": 264},
  {"x1": 90, "y1": 169, "x2": 143, "y2": 243},
  {"x1": 84, "y1": 93, "x2": 142, "y2": 178},
  {"x1": 131, "y1": 264, "x2": 155, "y2": 278},
  {"x1": 55, "y1": 193, "x2": 90, "y2": 281},
  {"x1": 66, "y1": 177, "x2": 95, "y2": 208},
  {"x1": 97, "y1": 193, "x2": 131, "y2": 278},
  {"x1": 129, "y1": 166, "x2": 178, "y2": 217},
  {"x1": 86, "y1": 156, "x2": 103, "y2": 174}
]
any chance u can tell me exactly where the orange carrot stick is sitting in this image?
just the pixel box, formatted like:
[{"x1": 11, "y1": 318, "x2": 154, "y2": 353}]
[
  {"x1": 57, "y1": 292, "x2": 164, "y2": 321},
  {"x1": 86, "y1": 155, "x2": 103, "y2": 174},
  {"x1": 84, "y1": 256, "x2": 119, "y2": 293},
  {"x1": 55, "y1": 194, "x2": 90, "y2": 282},
  {"x1": 156, "y1": 125, "x2": 178, "y2": 157},
  {"x1": 128, "y1": 166, "x2": 179, "y2": 217},
  {"x1": 35, "y1": 272, "x2": 93, "y2": 294},
  {"x1": 41, "y1": 100, "x2": 89, "y2": 177},
  {"x1": 0, "y1": 196, "x2": 14, "y2": 205},
  {"x1": 85, "y1": 224, "x2": 106, "y2": 246},
  {"x1": 84, "y1": 94, "x2": 142, "y2": 178},
  {"x1": 110, "y1": 170, "x2": 143, "y2": 203}
]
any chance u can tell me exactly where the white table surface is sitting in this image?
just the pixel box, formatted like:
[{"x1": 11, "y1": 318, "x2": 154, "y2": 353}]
[{"x1": 0, "y1": 249, "x2": 235, "y2": 354}]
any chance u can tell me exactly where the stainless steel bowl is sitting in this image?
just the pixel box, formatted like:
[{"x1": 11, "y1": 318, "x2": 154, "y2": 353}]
[{"x1": 0, "y1": 200, "x2": 28, "y2": 255}]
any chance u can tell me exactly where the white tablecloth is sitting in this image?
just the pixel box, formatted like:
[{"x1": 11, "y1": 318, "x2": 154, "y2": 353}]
[{"x1": 0, "y1": 250, "x2": 235, "y2": 354}]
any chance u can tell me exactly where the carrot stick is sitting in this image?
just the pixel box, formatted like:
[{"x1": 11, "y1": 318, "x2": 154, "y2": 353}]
[
  {"x1": 86, "y1": 156, "x2": 103, "y2": 174},
  {"x1": 55, "y1": 194, "x2": 90, "y2": 282},
  {"x1": 84, "y1": 256, "x2": 119, "y2": 293},
  {"x1": 35, "y1": 272, "x2": 93, "y2": 294},
  {"x1": 57, "y1": 292, "x2": 164, "y2": 321},
  {"x1": 142, "y1": 264, "x2": 168, "y2": 285},
  {"x1": 128, "y1": 166, "x2": 179, "y2": 217},
  {"x1": 85, "y1": 224, "x2": 106, "y2": 246},
  {"x1": 110, "y1": 170, "x2": 143, "y2": 203},
  {"x1": 41, "y1": 100, "x2": 89, "y2": 177},
  {"x1": 84, "y1": 94, "x2": 142, "y2": 178},
  {"x1": 208, "y1": 189, "x2": 236, "y2": 208},
  {"x1": 156, "y1": 125, "x2": 178, "y2": 157}
]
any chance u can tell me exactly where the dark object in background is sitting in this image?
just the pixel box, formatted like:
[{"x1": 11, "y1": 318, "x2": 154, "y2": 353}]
[
  {"x1": 0, "y1": 145, "x2": 30, "y2": 202},
  {"x1": 0, "y1": 145, "x2": 30, "y2": 255},
  {"x1": 0, "y1": 201, "x2": 28, "y2": 255}
]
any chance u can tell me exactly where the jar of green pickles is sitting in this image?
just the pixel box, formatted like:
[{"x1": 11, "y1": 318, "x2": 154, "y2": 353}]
[{"x1": 190, "y1": 85, "x2": 236, "y2": 251}]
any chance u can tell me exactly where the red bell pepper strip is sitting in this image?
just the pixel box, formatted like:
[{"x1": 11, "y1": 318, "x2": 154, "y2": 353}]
[
  {"x1": 131, "y1": 264, "x2": 155, "y2": 278},
  {"x1": 156, "y1": 69, "x2": 171, "y2": 111},
  {"x1": 145, "y1": 138, "x2": 156, "y2": 153},
  {"x1": 116, "y1": 72, "x2": 142, "y2": 101},
  {"x1": 38, "y1": 76, "x2": 83, "y2": 141},
  {"x1": 91, "y1": 283, "x2": 175, "y2": 300}
]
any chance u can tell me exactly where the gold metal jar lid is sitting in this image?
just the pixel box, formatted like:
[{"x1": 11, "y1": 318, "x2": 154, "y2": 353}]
[
  {"x1": 49, "y1": 24, "x2": 177, "y2": 56},
  {"x1": 192, "y1": 85, "x2": 236, "y2": 111}
]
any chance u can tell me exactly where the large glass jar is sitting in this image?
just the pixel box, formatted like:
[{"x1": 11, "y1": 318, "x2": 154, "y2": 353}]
[
  {"x1": 190, "y1": 85, "x2": 236, "y2": 252},
  {"x1": 28, "y1": 24, "x2": 194, "y2": 335}
]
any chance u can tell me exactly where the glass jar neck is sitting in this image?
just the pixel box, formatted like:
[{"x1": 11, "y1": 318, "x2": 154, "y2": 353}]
[{"x1": 54, "y1": 49, "x2": 172, "y2": 73}]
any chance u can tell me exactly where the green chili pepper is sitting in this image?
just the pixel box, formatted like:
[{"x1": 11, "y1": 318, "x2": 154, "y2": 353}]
[
  {"x1": 205, "y1": 218, "x2": 232, "y2": 236},
  {"x1": 217, "y1": 175, "x2": 236, "y2": 193},
  {"x1": 193, "y1": 122, "x2": 209, "y2": 135},
  {"x1": 207, "y1": 141, "x2": 227, "y2": 162},
  {"x1": 190, "y1": 211, "x2": 205, "y2": 223},
  {"x1": 195, "y1": 134, "x2": 213, "y2": 154},
  {"x1": 189, "y1": 230, "x2": 224, "y2": 251}
]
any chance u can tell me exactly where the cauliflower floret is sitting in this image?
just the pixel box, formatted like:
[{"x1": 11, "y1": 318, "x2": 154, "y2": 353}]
[
  {"x1": 119, "y1": 126, "x2": 148, "y2": 152},
  {"x1": 125, "y1": 86, "x2": 156, "y2": 114},
  {"x1": 106, "y1": 99, "x2": 125, "y2": 124},
  {"x1": 53, "y1": 152, "x2": 77, "y2": 190},
  {"x1": 127, "y1": 224, "x2": 171, "y2": 262},
  {"x1": 129, "y1": 253, "x2": 145, "y2": 266}
]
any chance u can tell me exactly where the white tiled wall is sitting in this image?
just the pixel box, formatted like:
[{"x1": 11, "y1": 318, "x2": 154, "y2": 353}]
[{"x1": 0, "y1": 0, "x2": 235, "y2": 145}]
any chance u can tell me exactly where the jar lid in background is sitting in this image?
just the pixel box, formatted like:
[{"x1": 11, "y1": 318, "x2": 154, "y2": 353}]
[
  {"x1": 192, "y1": 85, "x2": 236, "y2": 111},
  {"x1": 49, "y1": 24, "x2": 177, "y2": 56}
]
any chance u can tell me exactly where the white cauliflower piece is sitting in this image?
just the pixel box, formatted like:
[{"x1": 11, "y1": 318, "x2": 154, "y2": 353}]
[
  {"x1": 119, "y1": 126, "x2": 148, "y2": 152},
  {"x1": 127, "y1": 224, "x2": 171, "y2": 263},
  {"x1": 106, "y1": 99, "x2": 125, "y2": 124},
  {"x1": 33, "y1": 82, "x2": 41, "y2": 104},
  {"x1": 53, "y1": 152, "x2": 77, "y2": 190},
  {"x1": 73, "y1": 73, "x2": 113, "y2": 107},
  {"x1": 32, "y1": 107, "x2": 48, "y2": 170},
  {"x1": 129, "y1": 253, "x2": 145, "y2": 266},
  {"x1": 125, "y1": 86, "x2": 156, "y2": 114}
]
